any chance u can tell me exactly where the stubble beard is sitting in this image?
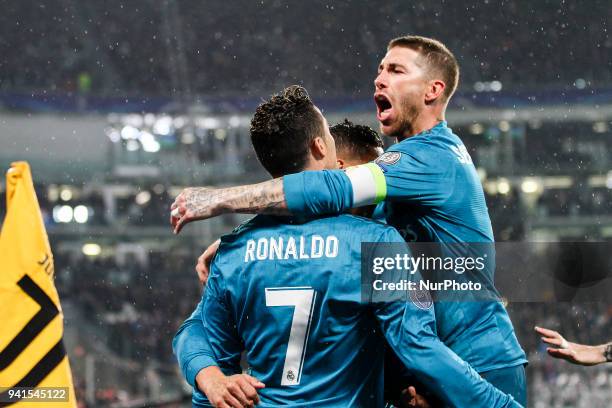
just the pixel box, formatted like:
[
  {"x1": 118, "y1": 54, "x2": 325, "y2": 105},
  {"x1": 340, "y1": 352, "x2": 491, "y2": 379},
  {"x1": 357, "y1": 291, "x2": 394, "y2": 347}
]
[{"x1": 383, "y1": 96, "x2": 420, "y2": 140}]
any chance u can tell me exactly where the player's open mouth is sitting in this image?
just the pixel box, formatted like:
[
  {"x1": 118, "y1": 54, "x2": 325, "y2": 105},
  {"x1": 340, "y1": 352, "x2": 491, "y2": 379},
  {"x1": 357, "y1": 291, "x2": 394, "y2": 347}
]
[{"x1": 375, "y1": 94, "x2": 393, "y2": 122}]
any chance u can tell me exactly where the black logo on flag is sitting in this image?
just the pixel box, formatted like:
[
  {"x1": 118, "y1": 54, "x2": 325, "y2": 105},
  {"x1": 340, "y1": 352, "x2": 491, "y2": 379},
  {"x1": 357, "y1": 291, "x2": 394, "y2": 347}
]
[{"x1": 0, "y1": 274, "x2": 67, "y2": 406}]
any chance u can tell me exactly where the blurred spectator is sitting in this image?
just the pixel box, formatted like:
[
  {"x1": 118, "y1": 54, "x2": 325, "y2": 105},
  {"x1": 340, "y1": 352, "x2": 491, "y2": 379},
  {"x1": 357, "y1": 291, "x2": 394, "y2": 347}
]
[{"x1": 0, "y1": 1, "x2": 610, "y2": 97}]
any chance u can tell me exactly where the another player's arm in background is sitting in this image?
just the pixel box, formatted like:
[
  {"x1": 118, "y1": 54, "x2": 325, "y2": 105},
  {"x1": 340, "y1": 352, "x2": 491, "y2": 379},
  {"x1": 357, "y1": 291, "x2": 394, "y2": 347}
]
[
  {"x1": 173, "y1": 291, "x2": 264, "y2": 407},
  {"x1": 171, "y1": 152, "x2": 450, "y2": 233},
  {"x1": 201, "y1": 259, "x2": 265, "y2": 407},
  {"x1": 173, "y1": 298, "x2": 219, "y2": 388},
  {"x1": 535, "y1": 326, "x2": 611, "y2": 366},
  {"x1": 196, "y1": 239, "x2": 221, "y2": 285},
  {"x1": 371, "y1": 229, "x2": 523, "y2": 408}
]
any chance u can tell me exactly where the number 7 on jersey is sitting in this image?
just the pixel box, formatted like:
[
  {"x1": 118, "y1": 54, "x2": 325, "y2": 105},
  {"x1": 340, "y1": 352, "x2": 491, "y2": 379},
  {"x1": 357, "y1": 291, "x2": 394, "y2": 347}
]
[{"x1": 265, "y1": 287, "x2": 316, "y2": 386}]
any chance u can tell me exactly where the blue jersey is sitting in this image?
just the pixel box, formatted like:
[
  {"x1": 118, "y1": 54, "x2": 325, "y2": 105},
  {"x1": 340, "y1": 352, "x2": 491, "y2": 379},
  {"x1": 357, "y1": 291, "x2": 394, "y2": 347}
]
[
  {"x1": 175, "y1": 214, "x2": 522, "y2": 407},
  {"x1": 283, "y1": 121, "x2": 527, "y2": 373},
  {"x1": 173, "y1": 298, "x2": 217, "y2": 407}
]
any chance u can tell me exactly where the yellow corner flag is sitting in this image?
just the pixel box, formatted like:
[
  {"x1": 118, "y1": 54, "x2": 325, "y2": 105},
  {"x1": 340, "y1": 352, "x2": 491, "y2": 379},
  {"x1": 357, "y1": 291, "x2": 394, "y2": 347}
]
[{"x1": 0, "y1": 162, "x2": 76, "y2": 407}]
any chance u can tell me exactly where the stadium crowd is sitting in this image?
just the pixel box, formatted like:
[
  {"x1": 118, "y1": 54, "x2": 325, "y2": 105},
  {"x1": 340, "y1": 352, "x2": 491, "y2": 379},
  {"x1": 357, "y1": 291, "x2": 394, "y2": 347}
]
[
  {"x1": 1, "y1": 0, "x2": 611, "y2": 97},
  {"x1": 537, "y1": 187, "x2": 612, "y2": 217}
]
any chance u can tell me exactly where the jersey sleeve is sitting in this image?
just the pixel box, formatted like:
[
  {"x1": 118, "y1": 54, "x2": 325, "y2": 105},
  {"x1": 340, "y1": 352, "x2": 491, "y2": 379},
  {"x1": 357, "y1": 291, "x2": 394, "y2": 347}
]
[
  {"x1": 372, "y1": 228, "x2": 522, "y2": 408},
  {"x1": 172, "y1": 297, "x2": 218, "y2": 388},
  {"x1": 201, "y1": 258, "x2": 243, "y2": 375},
  {"x1": 283, "y1": 169, "x2": 354, "y2": 214},
  {"x1": 376, "y1": 148, "x2": 455, "y2": 205},
  {"x1": 282, "y1": 149, "x2": 454, "y2": 216}
]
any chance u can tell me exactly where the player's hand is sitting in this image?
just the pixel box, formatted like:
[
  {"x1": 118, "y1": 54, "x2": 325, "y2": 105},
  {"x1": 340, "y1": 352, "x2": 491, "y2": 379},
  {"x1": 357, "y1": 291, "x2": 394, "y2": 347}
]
[
  {"x1": 197, "y1": 366, "x2": 265, "y2": 408},
  {"x1": 535, "y1": 326, "x2": 606, "y2": 366},
  {"x1": 170, "y1": 187, "x2": 217, "y2": 234},
  {"x1": 400, "y1": 386, "x2": 431, "y2": 408},
  {"x1": 196, "y1": 239, "x2": 221, "y2": 285}
]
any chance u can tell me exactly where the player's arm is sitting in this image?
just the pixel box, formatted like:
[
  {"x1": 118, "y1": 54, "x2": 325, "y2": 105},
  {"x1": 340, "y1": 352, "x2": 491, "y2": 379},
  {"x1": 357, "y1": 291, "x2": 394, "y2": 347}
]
[
  {"x1": 535, "y1": 326, "x2": 611, "y2": 366},
  {"x1": 170, "y1": 151, "x2": 450, "y2": 233},
  {"x1": 377, "y1": 303, "x2": 522, "y2": 407},
  {"x1": 202, "y1": 260, "x2": 265, "y2": 407},
  {"x1": 171, "y1": 179, "x2": 290, "y2": 233},
  {"x1": 173, "y1": 296, "x2": 262, "y2": 408},
  {"x1": 173, "y1": 268, "x2": 264, "y2": 407},
  {"x1": 371, "y1": 229, "x2": 523, "y2": 408},
  {"x1": 172, "y1": 297, "x2": 219, "y2": 388}
]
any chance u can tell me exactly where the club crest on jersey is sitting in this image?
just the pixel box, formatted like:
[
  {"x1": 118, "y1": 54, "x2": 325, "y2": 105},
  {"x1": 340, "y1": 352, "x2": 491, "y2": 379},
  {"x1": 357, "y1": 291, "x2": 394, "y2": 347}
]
[
  {"x1": 375, "y1": 152, "x2": 401, "y2": 166},
  {"x1": 286, "y1": 370, "x2": 296, "y2": 381},
  {"x1": 409, "y1": 288, "x2": 433, "y2": 310}
]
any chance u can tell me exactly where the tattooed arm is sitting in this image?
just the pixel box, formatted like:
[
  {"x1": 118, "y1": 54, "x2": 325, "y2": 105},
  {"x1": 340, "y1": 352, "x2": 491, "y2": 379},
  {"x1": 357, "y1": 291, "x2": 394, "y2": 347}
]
[
  {"x1": 170, "y1": 169, "x2": 355, "y2": 233},
  {"x1": 170, "y1": 178, "x2": 289, "y2": 234}
]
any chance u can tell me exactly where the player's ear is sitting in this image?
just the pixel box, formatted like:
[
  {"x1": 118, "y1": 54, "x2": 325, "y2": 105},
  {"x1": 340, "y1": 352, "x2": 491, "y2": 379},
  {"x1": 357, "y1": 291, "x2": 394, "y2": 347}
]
[
  {"x1": 311, "y1": 136, "x2": 327, "y2": 159},
  {"x1": 425, "y1": 79, "x2": 445, "y2": 104},
  {"x1": 336, "y1": 158, "x2": 346, "y2": 169}
]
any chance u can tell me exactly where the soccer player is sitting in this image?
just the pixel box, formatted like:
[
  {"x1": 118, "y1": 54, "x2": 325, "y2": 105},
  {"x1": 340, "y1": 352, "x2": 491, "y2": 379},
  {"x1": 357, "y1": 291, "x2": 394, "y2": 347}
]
[
  {"x1": 173, "y1": 85, "x2": 522, "y2": 407},
  {"x1": 331, "y1": 118, "x2": 384, "y2": 168},
  {"x1": 193, "y1": 119, "x2": 384, "y2": 286},
  {"x1": 170, "y1": 36, "x2": 528, "y2": 405}
]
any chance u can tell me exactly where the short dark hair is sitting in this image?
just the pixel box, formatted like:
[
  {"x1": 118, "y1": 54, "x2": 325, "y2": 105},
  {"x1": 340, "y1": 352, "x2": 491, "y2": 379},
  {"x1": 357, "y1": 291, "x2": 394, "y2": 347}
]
[
  {"x1": 330, "y1": 119, "x2": 383, "y2": 161},
  {"x1": 250, "y1": 85, "x2": 325, "y2": 176},
  {"x1": 388, "y1": 35, "x2": 459, "y2": 102}
]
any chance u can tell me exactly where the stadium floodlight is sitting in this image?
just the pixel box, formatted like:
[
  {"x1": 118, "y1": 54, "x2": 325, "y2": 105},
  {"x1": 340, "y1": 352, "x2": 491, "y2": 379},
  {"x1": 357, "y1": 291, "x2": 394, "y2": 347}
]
[
  {"x1": 497, "y1": 179, "x2": 511, "y2": 195},
  {"x1": 47, "y1": 185, "x2": 59, "y2": 202},
  {"x1": 105, "y1": 127, "x2": 121, "y2": 143},
  {"x1": 126, "y1": 139, "x2": 140, "y2": 151},
  {"x1": 181, "y1": 131, "x2": 196, "y2": 144},
  {"x1": 470, "y1": 123, "x2": 484, "y2": 135},
  {"x1": 53, "y1": 205, "x2": 73, "y2": 223},
  {"x1": 214, "y1": 128, "x2": 227, "y2": 141},
  {"x1": 490, "y1": 81, "x2": 502, "y2": 92},
  {"x1": 498, "y1": 121, "x2": 511, "y2": 132},
  {"x1": 82, "y1": 243, "x2": 101, "y2": 256},
  {"x1": 574, "y1": 78, "x2": 587, "y2": 89},
  {"x1": 173, "y1": 116, "x2": 187, "y2": 129},
  {"x1": 60, "y1": 188, "x2": 73, "y2": 201},
  {"x1": 196, "y1": 117, "x2": 220, "y2": 129},
  {"x1": 135, "y1": 191, "x2": 152, "y2": 205},
  {"x1": 521, "y1": 178, "x2": 540, "y2": 194},
  {"x1": 73, "y1": 205, "x2": 89, "y2": 223},
  {"x1": 592, "y1": 122, "x2": 608, "y2": 133},
  {"x1": 121, "y1": 125, "x2": 140, "y2": 140},
  {"x1": 474, "y1": 82, "x2": 485, "y2": 92},
  {"x1": 139, "y1": 130, "x2": 161, "y2": 153},
  {"x1": 153, "y1": 116, "x2": 173, "y2": 135},
  {"x1": 152, "y1": 184, "x2": 165, "y2": 194},
  {"x1": 229, "y1": 116, "x2": 241, "y2": 128},
  {"x1": 144, "y1": 113, "x2": 156, "y2": 127},
  {"x1": 125, "y1": 113, "x2": 144, "y2": 128}
]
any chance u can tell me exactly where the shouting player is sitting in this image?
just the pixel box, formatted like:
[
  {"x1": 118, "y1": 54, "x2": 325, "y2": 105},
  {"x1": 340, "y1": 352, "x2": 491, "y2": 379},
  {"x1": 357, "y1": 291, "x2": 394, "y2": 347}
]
[
  {"x1": 171, "y1": 36, "x2": 528, "y2": 405},
  {"x1": 173, "y1": 86, "x2": 522, "y2": 407}
]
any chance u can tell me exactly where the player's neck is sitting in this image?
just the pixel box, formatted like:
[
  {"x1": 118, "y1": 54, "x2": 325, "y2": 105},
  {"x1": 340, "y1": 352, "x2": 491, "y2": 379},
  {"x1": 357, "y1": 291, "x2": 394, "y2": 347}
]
[
  {"x1": 302, "y1": 156, "x2": 328, "y2": 172},
  {"x1": 398, "y1": 111, "x2": 446, "y2": 142}
]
